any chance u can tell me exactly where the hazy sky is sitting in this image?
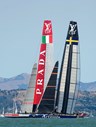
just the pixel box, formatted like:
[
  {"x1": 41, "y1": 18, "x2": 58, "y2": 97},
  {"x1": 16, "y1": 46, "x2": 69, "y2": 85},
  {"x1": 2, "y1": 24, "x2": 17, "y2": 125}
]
[{"x1": 0, "y1": 0, "x2": 96, "y2": 82}]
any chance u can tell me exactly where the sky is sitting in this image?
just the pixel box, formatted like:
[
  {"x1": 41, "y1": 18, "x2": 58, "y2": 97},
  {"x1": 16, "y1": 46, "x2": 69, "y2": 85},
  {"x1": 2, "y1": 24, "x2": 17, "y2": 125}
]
[{"x1": 0, "y1": 0, "x2": 96, "y2": 82}]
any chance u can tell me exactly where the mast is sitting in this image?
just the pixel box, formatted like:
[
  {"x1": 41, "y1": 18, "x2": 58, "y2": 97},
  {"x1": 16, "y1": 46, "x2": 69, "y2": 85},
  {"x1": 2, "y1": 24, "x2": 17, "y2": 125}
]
[
  {"x1": 57, "y1": 21, "x2": 79, "y2": 114},
  {"x1": 21, "y1": 63, "x2": 37, "y2": 113},
  {"x1": 33, "y1": 20, "x2": 53, "y2": 112},
  {"x1": 38, "y1": 61, "x2": 58, "y2": 113}
]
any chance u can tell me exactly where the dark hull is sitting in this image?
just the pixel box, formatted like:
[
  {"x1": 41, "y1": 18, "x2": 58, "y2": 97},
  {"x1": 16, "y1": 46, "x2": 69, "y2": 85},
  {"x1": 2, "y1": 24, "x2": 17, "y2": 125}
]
[
  {"x1": 29, "y1": 114, "x2": 77, "y2": 118},
  {"x1": 4, "y1": 113, "x2": 77, "y2": 118}
]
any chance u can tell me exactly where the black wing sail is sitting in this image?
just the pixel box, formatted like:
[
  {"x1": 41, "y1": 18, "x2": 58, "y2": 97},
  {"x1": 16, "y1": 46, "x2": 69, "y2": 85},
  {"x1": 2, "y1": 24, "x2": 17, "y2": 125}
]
[
  {"x1": 57, "y1": 21, "x2": 79, "y2": 114},
  {"x1": 38, "y1": 61, "x2": 58, "y2": 113},
  {"x1": 63, "y1": 21, "x2": 79, "y2": 114}
]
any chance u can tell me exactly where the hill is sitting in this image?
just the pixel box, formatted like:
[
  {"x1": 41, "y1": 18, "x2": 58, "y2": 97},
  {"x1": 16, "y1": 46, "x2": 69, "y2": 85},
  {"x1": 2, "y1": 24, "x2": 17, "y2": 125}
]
[
  {"x1": 79, "y1": 82, "x2": 96, "y2": 91},
  {"x1": 0, "y1": 73, "x2": 96, "y2": 91},
  {"x1": 0, "y1": 89, "x2": 96, "y2": 115},
  {"x1": 0, "y1": 73, "x2": 30, "y2": 90}
]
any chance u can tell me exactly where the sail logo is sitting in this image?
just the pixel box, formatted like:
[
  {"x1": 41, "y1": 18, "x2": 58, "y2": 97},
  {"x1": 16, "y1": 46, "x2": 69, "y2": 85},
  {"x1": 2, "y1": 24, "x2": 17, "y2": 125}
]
[
  {"x1": 44, "y1": 22, "x2": 52, "y2": 34},
  {"x1": 69, "y1": 24, "x2": 77, "y2": 35},
  {"x1": 66, "y1": 37, "x2": 78, "y2": 45},
  {"x1": 34, "y1": 44, "x2": 46, "y2": 104},
  {"x1": 36, "y1": 49, "x2": 46, "y2": 95}
]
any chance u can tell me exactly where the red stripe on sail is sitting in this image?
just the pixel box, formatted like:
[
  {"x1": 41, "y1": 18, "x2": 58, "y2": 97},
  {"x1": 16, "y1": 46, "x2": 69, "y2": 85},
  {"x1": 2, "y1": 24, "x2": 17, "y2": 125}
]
[{"x1": 33, "y1": 44, "x2": 46, "y2": 104}]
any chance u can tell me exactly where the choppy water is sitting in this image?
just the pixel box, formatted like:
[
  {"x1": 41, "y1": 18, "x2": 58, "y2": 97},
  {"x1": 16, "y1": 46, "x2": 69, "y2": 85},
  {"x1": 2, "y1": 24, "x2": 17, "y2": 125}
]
[{"x1": 0, "y1": 118, "x2": 96, "y2": 127}]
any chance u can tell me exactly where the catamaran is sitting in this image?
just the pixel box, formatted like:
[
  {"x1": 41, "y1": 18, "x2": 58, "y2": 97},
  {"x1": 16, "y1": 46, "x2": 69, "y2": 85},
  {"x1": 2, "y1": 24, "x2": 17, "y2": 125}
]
[{"x1": 3, "y1": 20, "x2": 81, "y2": 118}]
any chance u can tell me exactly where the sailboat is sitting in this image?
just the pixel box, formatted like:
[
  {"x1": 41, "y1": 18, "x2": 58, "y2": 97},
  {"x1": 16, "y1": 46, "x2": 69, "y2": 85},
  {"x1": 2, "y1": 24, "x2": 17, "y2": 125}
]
[
  {"x1": 56, "y1": 21, "x2": 79, "y2": 113},
  {"x1": 0, "y1": 107, "x2": 4, "y2": 117},
  {"x1": 4, "y1": 63, "x2": 37, "y2": 118},
  {"x1": 32, "y1": 20, "x2": 54, "y2": 113},
  {"x1": 3, "y1": 20, "x2": 81, "y2": 118},
  {"x1": 3, "y1": 20, "x2": 55, "y2": 118},
  {"x1": 55, "y1": 21, "x2": 79, "y2": 117}
]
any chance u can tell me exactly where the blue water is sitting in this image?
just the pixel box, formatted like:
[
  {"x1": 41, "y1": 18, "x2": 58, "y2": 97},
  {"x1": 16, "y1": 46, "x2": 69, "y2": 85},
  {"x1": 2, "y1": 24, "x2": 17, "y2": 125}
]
[{"x1": 0, "y1": 118, "x2": 96, "y2": 127}]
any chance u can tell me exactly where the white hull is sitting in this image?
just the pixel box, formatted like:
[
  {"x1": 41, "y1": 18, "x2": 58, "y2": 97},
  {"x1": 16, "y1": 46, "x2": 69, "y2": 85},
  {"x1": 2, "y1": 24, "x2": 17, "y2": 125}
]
[{"x1": 2, "y1": 113, "x2": 31, "y2": 118}]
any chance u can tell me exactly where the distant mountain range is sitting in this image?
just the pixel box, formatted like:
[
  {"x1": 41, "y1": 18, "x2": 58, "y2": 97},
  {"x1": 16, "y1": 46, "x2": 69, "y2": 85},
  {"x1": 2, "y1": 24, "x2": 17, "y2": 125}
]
[
  {"x1": 79, "y1": 82, "x2": 96, "y2": 91},
  {"x1": 0, "y1": 74, "x2": 96, "y2": 115},
  {"x1": 0, "y1": 73, "x2": 30, "y2": 90},
  {"x1": 0, "y1": 73, "x2": 96, "y2": 91}
]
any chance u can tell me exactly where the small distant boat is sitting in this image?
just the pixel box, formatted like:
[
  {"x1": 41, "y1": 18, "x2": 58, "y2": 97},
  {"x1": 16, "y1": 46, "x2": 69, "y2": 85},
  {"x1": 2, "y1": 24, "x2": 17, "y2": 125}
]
[
  {"x1": 78, "y1": 111, "x2": 94, "y2": 118},
  {"x1": 0, "y1": 108, "x2": 4, "y2": 117}
]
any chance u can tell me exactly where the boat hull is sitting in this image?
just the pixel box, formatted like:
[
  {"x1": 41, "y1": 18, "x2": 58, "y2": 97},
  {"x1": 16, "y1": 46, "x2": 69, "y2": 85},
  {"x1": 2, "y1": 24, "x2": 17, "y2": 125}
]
[
  {"x1": 29, "y1": 114, "x2": 77, "y2": 118},
  {"x1": 4, "y1": 113, "x2": 31, "y2": 118},
  {"x1": 4, "y1": 113, "x2": 77, "y2": 118}
]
